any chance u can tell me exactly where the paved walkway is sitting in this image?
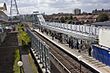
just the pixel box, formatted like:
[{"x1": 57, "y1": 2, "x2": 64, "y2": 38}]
[
  {"x1": 22, "y1": 55, "x2": 33, "y2": 73},
  {"x1": 19, "y1": 46, "x2": 34, "y2": 73}
]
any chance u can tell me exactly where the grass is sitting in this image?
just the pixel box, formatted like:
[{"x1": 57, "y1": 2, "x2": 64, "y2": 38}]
[
  {"x1": 13, "y1": 48, "x2": 20, "y2": 73},
  {"x1": 28, "y1": 53, "x2": 38, "y2": 73}
]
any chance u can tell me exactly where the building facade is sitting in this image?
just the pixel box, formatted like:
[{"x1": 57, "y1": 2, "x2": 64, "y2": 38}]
[
  {"x1": 92, "y1": 9, "x2": 110, "y2": 14},
  {"x1": 0, "y1": 3, "x2": 8, "y2": 45},
  {"x1": 74, "y1": 8, "x2": 81, "y2": 15},
  {"x1": 0, "y1": 3, "x2": 8, "y2": 22}
]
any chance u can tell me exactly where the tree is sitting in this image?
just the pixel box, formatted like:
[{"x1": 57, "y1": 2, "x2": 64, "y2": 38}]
[
  {"x1": 18, "y1": 24, "x2": 30, "y2": 45},
  {"x1": 73, "y1": 17, "x2": 78, "y2": 21},
  {"x1": 60, "y1": 16, "x2": 65, "y2": 23},
  {"x1": 65, "y1": 16, "x2": 69, "y2": 20},
  {"x1": 96, "y1": 13, "x2": 109, "y2": 22},
  {"x1": 66, "y1": 15, "x2": 73, "y2": 20},
  {"x1": 70, "y1": 15, "x2": 73, "y2": 20}
]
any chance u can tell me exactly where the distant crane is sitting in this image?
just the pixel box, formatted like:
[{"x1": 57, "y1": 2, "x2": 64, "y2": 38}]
[
  {"x1": 10, "y1": 0, "x2": 19, "y2": 16},
  {"x1": 10, "y1": 0, "x2": 20, "y2": 23}
]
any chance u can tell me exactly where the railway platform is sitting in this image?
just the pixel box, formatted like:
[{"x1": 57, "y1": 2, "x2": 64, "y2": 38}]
[{"x1": 33, "y1": 28, "x2": 110, "y2": 73}]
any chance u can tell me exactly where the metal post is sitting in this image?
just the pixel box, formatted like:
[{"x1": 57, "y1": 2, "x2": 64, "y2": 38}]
[
  {"x1": 89, "y1": 26, "x2": 90, "y2": 35},
  {"x1": 95, "y1": 27, "x2": 96, "y2": 35},
  {"x1": 45, "y1": 46, "x2": 48, "y2": 73},
  {"x1": 78, "y1": 56, "x2": 82, "y2": 73},
  {"x1": 42, "y1": 43, "x2": 45, "y2": 68},
  {"x1": 41, "y1": 43, "x2": 44, "y2": 64},
  {"x1": 76, "y1": 25, "x2": 78, "y2": 31},
  {"x1": 91, "y1": 26, "x2": 93, "y2": 35},
  {"x1": 82, "y1": 25, "x2": 84, "y2": 32},
  {"x1": 71, "y1": 24, "x2": 72, "y2": 30},
  {"x1": 80, "y1": 62, "x2": 81, "y2": 73},
  {"x1": 85, "y1": 25, "x2": 86, "y2": 33},
  {"x1": 39, "y1": 41, "x2": 42, "y2": 63},
  {"x1": 47, "y1": 49, "x2": 50, "y2": 72},
  {"x1": 38, "y1": 40, "x2": 40, "y2": 59}
]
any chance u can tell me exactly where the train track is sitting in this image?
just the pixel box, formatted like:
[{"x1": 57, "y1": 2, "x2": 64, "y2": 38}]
[{"x1": 32, "y1": 30, "x2": 94, "y2": 73}]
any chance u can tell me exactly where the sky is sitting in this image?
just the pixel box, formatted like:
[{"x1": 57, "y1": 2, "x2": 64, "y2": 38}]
[{"x1": 0, "y1": 0, "x2": 110, "y2": 15}]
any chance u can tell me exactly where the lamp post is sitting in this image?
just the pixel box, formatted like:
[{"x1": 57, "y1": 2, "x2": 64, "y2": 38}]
[
  {"x1": 78, "y1": 56, "x2": 82, "y2": 73},
  {"x1": 17, "y1": 61, "x2": 23, "y2": 73}
]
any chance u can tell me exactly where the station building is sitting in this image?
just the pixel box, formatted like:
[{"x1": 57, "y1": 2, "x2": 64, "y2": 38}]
[{"x1": 0, "y1": 3, "x2": 8, "y2": 45}]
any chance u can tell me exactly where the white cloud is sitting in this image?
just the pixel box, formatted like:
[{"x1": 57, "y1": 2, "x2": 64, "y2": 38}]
[
  {"x1": 38, "y1": 0, "x2": 57, "y2": 3},
  {"x1": 19, "y1": 6, "x2": 37, "y2": 14},
  {"x1": 0, "y1": 0, "x2": 110, "y2": 15}
]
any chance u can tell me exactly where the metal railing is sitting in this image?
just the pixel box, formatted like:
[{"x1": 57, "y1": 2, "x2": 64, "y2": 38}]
[
  {"x1": 36, "y1": 14, "x2": 100, "y2": 37},
  {"x1": 46, "y1": 22, "x2": 100, "y2": 36},
  {"x1": 27, "y1": 28, "x2": 50, "y2": 72}
]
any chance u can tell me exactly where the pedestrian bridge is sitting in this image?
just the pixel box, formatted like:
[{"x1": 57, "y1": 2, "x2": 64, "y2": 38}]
[{"x1": 33, "y1": 14, "x2": 100, "y2": 41}]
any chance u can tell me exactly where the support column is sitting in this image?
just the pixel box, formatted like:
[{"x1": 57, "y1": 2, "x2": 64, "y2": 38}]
[{"x1": 61, "y1": 33, "x2": 66, "y2": 44}]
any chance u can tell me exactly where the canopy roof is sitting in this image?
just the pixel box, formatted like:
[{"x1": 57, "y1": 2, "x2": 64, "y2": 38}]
[{"x1": 0, "y1": 3, "x2": 7, "y2": 11}]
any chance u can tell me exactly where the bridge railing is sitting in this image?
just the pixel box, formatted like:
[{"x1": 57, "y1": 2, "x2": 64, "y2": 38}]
[
  {"x1": 46, "y1": 22, "x2": 100, "y2": 36},
  {"x1": 36, "y1": 14, "x2": 100, "y2": 36},
  {"x1": 27, "y1": 28, "x2": 50, "y2": 72}
]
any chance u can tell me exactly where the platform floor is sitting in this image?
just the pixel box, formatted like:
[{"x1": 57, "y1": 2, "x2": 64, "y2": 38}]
[{"x1": 34, "y1": 29, "x2": 110, "y2": 73}]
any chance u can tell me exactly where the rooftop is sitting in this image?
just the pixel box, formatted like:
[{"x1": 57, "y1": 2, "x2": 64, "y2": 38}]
[
  {"x1": 92, "y1": 21, "x2": 110, "y2": 26},
  {"x1": 0, "y1": 3, "x2": 7, "y2": 11}
]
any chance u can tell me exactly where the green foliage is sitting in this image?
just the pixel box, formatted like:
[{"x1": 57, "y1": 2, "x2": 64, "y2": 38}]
[
  {"x1": 59, "y1": 15, "x2": 79, "y2": 23},
  {"x1": 96, "y1": 13, "x2": 109, "y2": 22},
  {"x1": 65, "y1": 16, "x2": 69, "y2": 20},
  {"x1": 19, "y1": 31, "x2": 30, "y2": 45},
  {"x1": 73, "y1": 17, "x2": 78, "y2": 21},
  {"x1": 65, "y1": 16, "x2": 73, "y2": 20},
  {"x1": 18, "y1": 24, "x2": 30, "y2": 45},
  {"x1": 70, "y1": 15, "x2": 73, "y2": 20},
  {"x1": 13, "y1": 49, "x2": 20, "y2": 73},
  {"x1": 60, "y1": 16, "x2": 65, "y2": 23}
]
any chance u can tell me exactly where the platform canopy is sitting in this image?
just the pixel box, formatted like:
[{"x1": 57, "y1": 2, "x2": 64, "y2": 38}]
[{"x1": 0, "y1": 3, "x2": 7, "y2": 11}]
